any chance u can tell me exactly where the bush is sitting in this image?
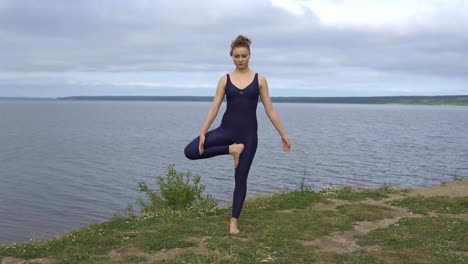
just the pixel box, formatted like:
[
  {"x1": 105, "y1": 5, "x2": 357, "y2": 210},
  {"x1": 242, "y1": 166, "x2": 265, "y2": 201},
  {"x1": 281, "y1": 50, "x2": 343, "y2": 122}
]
[{"x1": 135, "y1": 165, "x2": 218, "y2": 213}]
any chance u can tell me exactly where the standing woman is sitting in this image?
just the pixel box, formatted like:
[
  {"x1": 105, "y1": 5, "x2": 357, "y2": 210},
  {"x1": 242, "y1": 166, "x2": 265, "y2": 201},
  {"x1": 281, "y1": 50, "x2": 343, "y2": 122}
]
[{"x1": 184, "y1": 35, "x2": 291, "y2": 235}]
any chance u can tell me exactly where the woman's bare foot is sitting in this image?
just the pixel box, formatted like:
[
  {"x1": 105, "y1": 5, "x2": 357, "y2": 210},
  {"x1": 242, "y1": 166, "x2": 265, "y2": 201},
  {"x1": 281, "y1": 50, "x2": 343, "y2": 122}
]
[
  {"x1": 230, "y1": 218, "x2": 240, "y2": 235},
  {"x1": 229, "y1": 143, "x2": 244, "y2": 169}
]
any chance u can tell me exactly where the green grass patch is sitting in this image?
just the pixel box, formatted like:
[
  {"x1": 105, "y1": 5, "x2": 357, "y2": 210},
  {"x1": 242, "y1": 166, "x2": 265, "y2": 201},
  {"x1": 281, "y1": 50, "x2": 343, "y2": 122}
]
[
  {"x1": 0, "y1": 210, "x2": 217, "y2": 260},
  {"x1": 244, "y1": 189, "x2": 326, "y2": 210},
  {"x1": 390, "y1": 195, "x2": 468, "y2": 214},
  {"x1": 336, "y1": 250, "x2": 382, "y2": 264},
  {"x1": 332, "y1": 185, "x2": 398, "y2": 201},
  {"x1": 357, "y1": 217, "x2": 468, "y2": 263},
  {"x1": 0, "y1": 223, "x2": 125, "y2": 259},
  {"x1": 168, "y1": 253, "x2": 234, "y2": 263},
  {"x1": 200, "y1": 204, "x2": 373, "y2": 262},
  {"x1": 336, "y1": 203, "x2": 395, "y2": 222},
  {"x1": 120, "y1": 255, "x2": 148, "y2": 263},
  {"x1": 132, "y1": 233, "x2": 195, "y2": 252}
]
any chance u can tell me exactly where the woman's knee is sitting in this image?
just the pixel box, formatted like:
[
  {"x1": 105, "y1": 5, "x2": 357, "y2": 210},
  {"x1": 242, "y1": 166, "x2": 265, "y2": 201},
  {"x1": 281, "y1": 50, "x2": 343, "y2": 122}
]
[{"x1": 184, "y1": 143, "x2": 199, "y2": 160}]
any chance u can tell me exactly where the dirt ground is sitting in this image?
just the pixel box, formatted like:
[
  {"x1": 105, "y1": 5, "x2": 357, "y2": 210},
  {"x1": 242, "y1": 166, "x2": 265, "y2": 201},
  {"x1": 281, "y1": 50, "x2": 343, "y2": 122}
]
[{"x1": 411, "y1": 178, "x2": 468, "y2": 197}]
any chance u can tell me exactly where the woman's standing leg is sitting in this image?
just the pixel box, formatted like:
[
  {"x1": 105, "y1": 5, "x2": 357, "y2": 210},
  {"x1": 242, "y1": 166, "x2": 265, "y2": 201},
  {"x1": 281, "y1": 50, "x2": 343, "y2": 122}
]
[{"x1": 230, "y1": 135, "x2": 258, "y2": 234}]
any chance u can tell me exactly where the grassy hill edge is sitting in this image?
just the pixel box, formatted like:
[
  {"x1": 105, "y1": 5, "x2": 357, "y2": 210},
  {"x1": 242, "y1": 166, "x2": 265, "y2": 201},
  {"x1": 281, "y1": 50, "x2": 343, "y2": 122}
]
[{"x1": 1, "y1": 177, "x2": 467, "y2": 263}]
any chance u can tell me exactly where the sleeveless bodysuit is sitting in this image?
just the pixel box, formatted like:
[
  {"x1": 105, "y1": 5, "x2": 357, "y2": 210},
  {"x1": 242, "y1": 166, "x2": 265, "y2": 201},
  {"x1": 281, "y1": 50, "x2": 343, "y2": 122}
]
[{"x1": 184, "y1": 73, "x2": 259, "y2": 218}]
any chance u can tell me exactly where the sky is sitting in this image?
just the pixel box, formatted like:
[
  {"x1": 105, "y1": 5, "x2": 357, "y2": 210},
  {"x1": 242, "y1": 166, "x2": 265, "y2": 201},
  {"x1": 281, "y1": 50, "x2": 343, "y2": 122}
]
[{"x1": 0, "y1": 0, "x2": 467, "y2": 98}]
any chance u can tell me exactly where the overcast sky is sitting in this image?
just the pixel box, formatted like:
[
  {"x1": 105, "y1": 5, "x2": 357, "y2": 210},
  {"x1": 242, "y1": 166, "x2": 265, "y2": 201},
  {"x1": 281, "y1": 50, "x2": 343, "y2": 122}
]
[{"x1": 0, "y1": 0, "x2": 467, "y2": 97}]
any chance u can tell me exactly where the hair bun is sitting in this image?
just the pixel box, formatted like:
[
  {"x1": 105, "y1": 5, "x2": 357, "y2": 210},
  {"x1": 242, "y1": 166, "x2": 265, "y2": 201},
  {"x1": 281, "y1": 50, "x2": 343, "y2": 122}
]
[{"x1": 230, "y1": 35, "x2": 252, "y2": 56}]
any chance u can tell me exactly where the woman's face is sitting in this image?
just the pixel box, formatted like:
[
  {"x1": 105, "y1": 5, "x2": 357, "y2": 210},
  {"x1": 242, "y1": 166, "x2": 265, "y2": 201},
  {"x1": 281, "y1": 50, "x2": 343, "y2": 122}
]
[{"x1": 231, "y1": 47, "x2": 250, "y2": 70}]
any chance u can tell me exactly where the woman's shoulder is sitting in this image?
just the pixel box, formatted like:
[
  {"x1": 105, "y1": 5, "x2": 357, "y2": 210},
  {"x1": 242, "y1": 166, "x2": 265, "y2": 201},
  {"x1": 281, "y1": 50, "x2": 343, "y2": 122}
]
[
  {"x1": 257, "y1": 73, "x2": 268, "y2": 85},
  {"x1": 250, "y1": 70, "x2": 265, "y2": 79},
  {"x1": 218, "y1": 74, "x2": 228, "y2": 83}
]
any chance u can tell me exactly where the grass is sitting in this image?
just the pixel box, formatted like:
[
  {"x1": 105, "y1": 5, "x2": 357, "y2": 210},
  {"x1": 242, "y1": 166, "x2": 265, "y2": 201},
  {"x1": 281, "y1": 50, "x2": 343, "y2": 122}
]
[
  {"x1": 336, "y1": 203, "x2": 395, "y2": 222},
  {"x1": 356, "y1": 217, "x2": 468, "y2": 263},
  {"x1": 318, "y1": 184, "x2": 398, "y2": 201},
  {"x1": 390, "y1": 196, "x2": 468, "y2": 214},
  {"x1": 1, "y1": 181, "x2": 467, "y2": 263}
]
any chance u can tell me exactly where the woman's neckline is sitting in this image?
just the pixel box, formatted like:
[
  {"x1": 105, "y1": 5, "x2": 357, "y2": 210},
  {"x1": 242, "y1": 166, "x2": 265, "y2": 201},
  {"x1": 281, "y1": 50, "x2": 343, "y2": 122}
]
[{"x1": 229, "y1": 72, "x2": 257, "y2": 91}]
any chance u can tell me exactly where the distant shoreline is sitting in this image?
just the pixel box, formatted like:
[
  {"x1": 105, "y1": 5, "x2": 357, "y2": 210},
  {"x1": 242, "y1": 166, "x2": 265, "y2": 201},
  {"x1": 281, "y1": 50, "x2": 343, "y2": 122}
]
[
  {"x1": 2, "y1": 95, "x2": 468, "y2": 106},
  {"x1": 62, "y1": 95, "x2": 468, "y2": 106}
]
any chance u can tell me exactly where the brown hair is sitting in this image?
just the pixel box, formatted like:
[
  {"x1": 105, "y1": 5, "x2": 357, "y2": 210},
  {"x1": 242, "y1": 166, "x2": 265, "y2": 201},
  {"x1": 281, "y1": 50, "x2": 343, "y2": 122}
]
[{"x1": 230, "y1": 35, "x2": 251, "y2": 56}]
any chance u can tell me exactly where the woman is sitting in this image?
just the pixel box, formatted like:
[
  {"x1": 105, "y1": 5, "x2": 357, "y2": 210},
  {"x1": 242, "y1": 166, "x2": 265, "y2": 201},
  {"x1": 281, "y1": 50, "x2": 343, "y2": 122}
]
[{"x1": 184, "y1": 35, "x2": 291, "y2": 235}]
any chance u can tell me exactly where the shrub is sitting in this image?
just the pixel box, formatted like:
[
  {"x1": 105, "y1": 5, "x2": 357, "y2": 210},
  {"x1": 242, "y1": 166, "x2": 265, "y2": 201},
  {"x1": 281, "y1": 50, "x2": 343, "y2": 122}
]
[{"x1": 135, "y1": 165, "x2": 218, "y2": 213}]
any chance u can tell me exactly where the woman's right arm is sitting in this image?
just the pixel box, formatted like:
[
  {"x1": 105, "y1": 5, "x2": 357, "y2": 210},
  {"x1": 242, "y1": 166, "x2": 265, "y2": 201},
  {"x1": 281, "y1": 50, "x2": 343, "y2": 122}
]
[{"x1": 198, "y1": 75, "x2": 227, "y2": 155}]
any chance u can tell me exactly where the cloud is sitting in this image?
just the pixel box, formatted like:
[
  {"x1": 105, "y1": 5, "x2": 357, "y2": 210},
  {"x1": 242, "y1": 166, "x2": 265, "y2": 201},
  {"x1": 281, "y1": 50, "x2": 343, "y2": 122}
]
[
  {"x1": 114, "y1": 82, "x2": 214, "y2": 89},
  {"x1": 0, "y1": 0, "x2": 467, "y2": 96}
]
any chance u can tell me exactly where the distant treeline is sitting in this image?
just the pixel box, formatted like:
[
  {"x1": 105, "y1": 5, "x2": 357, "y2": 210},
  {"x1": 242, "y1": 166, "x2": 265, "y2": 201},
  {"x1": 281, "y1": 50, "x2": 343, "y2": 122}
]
[{"x1": 59, "y1": 95, "x2": 468, "y2": 106}]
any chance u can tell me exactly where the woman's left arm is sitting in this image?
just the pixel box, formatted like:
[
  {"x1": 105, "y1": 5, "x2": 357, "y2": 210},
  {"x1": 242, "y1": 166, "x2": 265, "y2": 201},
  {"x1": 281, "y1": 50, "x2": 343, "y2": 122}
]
[{"x1": 259, "y1": 74, "x2": 291, "y2": 152}]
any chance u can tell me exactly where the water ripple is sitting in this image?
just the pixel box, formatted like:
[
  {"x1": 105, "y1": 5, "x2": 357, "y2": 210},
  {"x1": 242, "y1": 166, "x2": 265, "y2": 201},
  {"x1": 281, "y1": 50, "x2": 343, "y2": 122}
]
[{"x1": 1, "y1": 101, "x2": 468, "y2": 244}]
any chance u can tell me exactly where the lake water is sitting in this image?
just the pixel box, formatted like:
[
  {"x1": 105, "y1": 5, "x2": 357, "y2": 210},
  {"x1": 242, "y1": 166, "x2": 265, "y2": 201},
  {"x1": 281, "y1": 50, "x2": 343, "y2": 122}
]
[{"x1": 1, "y1": 99, "x2": 467, "y2": 245}]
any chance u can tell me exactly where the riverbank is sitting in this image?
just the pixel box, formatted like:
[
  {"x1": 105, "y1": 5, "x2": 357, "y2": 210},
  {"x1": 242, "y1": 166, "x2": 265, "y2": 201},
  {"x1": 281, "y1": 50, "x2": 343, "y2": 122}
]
[{"x1": 1, "y1": 178, "x2": 467, "y2": 263}]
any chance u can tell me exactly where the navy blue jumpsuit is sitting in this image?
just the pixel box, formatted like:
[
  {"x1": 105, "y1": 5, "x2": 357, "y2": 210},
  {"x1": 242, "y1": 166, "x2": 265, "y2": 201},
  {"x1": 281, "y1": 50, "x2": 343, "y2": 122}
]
[{"x1": 184, "y1": 73, "x2": 259, "y2": 219}]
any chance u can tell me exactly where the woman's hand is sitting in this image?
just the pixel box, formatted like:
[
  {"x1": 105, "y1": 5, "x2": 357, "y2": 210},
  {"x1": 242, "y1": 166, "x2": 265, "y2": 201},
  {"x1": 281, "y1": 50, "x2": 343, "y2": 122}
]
[
  {"x1": 198, "y1": 134, "x2": 206, "y2": 156},
  {"x1": 282, "y1": 134, "x2": 291, "y2": 152}
]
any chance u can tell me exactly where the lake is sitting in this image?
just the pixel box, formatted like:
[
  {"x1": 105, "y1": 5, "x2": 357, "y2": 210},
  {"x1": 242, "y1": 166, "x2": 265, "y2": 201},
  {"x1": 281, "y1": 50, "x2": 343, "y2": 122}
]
[{"x1": 1, "y1": 99, "x2": 467, "y2": 244}]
